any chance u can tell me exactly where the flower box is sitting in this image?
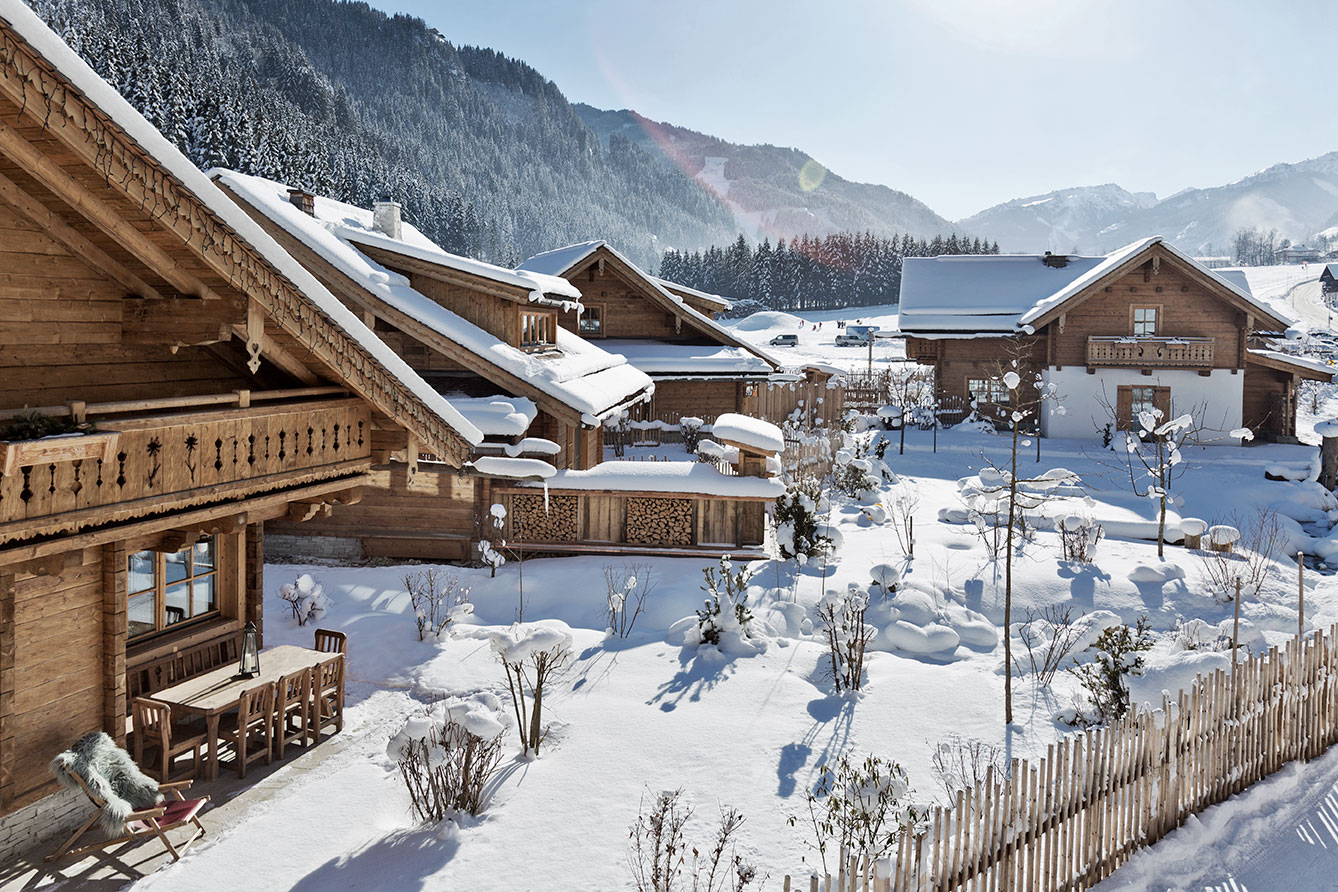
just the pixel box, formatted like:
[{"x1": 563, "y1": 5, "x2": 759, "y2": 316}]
[{"x1": 0, "y1": 431, "x2": 120, "y2": 476}]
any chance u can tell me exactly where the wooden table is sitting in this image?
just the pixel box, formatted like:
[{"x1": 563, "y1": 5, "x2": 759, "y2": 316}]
[{"x1": 150, "y1": 645, "x2": 340, "y2": 780}]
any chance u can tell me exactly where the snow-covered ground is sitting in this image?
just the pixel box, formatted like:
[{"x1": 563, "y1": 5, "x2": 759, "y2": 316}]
[{"x1": 123, "y1": 417, "x2": 1338, "y2": 890}]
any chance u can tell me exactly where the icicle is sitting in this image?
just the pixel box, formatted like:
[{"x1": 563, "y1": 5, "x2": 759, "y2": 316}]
[{"x1": 542, "y1": 479, "x2": 550, "y2": 513}]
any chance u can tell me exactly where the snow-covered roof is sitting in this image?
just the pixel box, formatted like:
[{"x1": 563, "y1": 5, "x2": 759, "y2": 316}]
[
  {"x1": 0, "y1": 3, "x2": 484, "y2": 449},
  {"x1": 443, "y1": 395, "x2": 538, "y2": 437},
  {"x1": 897, "y1": 237, "x2": 1295, "y2": 336},
  {"x1": 602, "y1": 340, "x2": 775, "y2": 376},
  {"x1": 215, "y1": 171, "x2": 654, "y2": 422},
  {"x1": 1214, "y1": 269, "x2": 1252, "y2": 295},
  {"x1": 511, "y1": 461, "x2": 786, "y2": 499},
  {"x1": 467, "y1": 456, "x2": 557, "y2": 480},
  {"x1": 519, "y1": 241, "x2": 780, "y2": 370},
  {"x1": 652, "y1": 277, "x2": 731, "y2": 310},
  {"x1": 1246, "y1": 349, "x2": 1336, "y2": 380},
  {"x1": 709, "y1": 414, "x2": 786, "y2": 455}
]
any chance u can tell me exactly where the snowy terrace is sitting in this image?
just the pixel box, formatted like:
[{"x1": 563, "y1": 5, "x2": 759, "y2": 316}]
[{"x1": 601, "y1": 339, "x2": 776, "y2": 378}]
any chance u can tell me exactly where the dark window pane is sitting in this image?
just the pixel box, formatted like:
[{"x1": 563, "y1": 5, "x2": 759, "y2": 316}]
[
  {"x1": 165, "y1": 582, "x2": 189, "y2": 625},
  {"x1": 165, "y1": 550, "x2": 189, "y2": 585}
]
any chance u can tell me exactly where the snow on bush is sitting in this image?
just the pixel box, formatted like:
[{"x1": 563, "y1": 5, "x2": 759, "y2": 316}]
[
  {"x1": 679, "y1": 416, "x2": 705, "y2": 453},
  {"x1": 817, "y1": 585, "x2": 874, "y2": 693},
  {"x1": 388, "y1": 692, "x2": 507, "y2": 823},
  {"x1": 1067, "y1": 617, "x2": 1153, "y2": 724},
  {"x1": 604, "y1": 562, "x2": 656, "y2": 639},
  {"x1": 931, "y1": 735, "x2": 1007, "y2": 806},
  {"x1": 479, "y1": 503, "x2": 508, "y2": 577},
  {"x1": 404, "y1": 568, "x2": 473, "y2": 641},
  {"x1": 685, "y1": 556, "x2": 763, "y2": 658},
  {"x1": 1057, "y1": 511, "x2": 1103, "y2": 563},
  {"x1": 882, "y1": 620, "x2": 960, "y2": 656},
  {"x1": 277, "y1": 573, "x2": 330, "y2": 626},
  {"x1": 1173, "y1": 618, "x2": 1228, "y2": 652},
  {"x1": 788, "y1": 753, "x2": 927, "y2": 875},
  {"x1": 869, "y1": 564, "x2": 900, "y2": 591},
  {"x1": 489, "y1": 620, "x2": 573, "y2": 756},
  {"x1": 774, "y1": 476, "x2": 836, "y2": 563},
  {"x1": 1127, "y1": 563, "x2": 1186, "y2": 584}
]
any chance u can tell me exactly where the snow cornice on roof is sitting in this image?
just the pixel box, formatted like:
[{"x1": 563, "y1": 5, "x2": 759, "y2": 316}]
[{"x1": 0, "y1": 1, "x2": 483, "y2": 455}]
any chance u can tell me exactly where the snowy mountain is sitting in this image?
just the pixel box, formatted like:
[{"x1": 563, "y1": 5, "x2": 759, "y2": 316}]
[
  {"x1": 957, "y1": 185, "x2": 1157, "y2": 254},
  {"x1": 576, "y1": 106, "x2": 955, "y2": 243},
  {"x1": 962, "y1": 153, "x2": 1338, "y2": 256}
]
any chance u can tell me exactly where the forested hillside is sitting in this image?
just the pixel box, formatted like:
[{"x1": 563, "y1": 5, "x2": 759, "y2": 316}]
[
  {"x1": 663, "y1": 232, "x2": 999, "y2": 313},
  {"x1": 28, "y1": 0, "x2": 741, "y2": 265}
]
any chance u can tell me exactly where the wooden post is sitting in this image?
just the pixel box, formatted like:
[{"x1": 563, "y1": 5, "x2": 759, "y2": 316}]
[
  {"x1": 1232, "y1": 576, "x2": 1242, "y2": 656},
  {"x1": 909, "y1": 516, "x2": 914, "y2": 557},
  {"x1": 1322, "y1": 434, "x2": 1338, "y2": 491},
  {"x1": 1298, "y1": 552, "x2": 1305, "y2": 639}
]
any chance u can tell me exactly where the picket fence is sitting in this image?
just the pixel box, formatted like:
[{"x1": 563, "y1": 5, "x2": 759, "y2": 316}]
[{"x1": 779, "y1": 625, "x2": 1338, "y2": 891}]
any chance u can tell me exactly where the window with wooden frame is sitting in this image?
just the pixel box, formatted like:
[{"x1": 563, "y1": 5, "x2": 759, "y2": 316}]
[
  {"x1": 578, "y1": 304, "x2": 604, "y2": 336},
  {"x1": 1131, "y1": 305, "x2": 1159, "y2": 337},
  {"x1": 127, "y1": 538, "x2": 218, "y2": 640},
  {"x1": 520, "y1": 311, "x2": 556, "y2": 350},
  {"x1": 1116, "y1": 384, "x2": 1171, "y2": 431},
  {"x1": 966, "y1": 377, "x2": 1010, "y2": 404}
]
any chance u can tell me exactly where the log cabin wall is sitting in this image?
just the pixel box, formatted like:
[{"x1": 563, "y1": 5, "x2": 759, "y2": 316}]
[
  {"x1": 0, "y1": 202, "x2": 266, "y2": 407},
  {"x1": 396, "y1": 267, "x2": 520, "y2": 347},
  {"x1": 556, "y1": 260, "x2": 685, "y2": 340},
  {"x1": 1242, "y1": 364, "x2": 1293, "y2": 438},
  {"x1": 921, "y1": 336, "x2": 1045, "y2": 410},
  {"x1": 1049, "y1": 253, "x2": 1247, "y2": 370},
  {"x1": 651, "y1": 380, "x2": 744, "y2": 421}
]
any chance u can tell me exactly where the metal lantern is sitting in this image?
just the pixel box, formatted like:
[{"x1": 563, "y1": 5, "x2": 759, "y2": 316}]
[{"x1": 237, "y1": 621, "x2": 260, "y2": 679}]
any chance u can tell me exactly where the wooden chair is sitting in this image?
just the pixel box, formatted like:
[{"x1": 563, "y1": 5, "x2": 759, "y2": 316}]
[
  {"x1": 131, "y1": 698, "x2": 207, "y2": 782},
  {"x1": 314, "y1": 628, "x2": 347, "y2": 654},
  {"x1": 273, "y1": 668, "x2": 313, "y2": 757},
  {"x1": 216, "y1": 683, "x2": 275, "y2": 779},
  {"x1": 47, "y1": 733, "x2": 209, "y2": 864},
  {"x1": 310, "y1": 655, "x2": 345, "y2": 741}
]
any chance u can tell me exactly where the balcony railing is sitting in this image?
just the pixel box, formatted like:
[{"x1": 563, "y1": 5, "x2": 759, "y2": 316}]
[
  {"x1": 1086, "y1": 336, "x2": 1215, "y2": 368},
  {"x1": 0, "y1": 389, "x2": 370, "y2": 545}
]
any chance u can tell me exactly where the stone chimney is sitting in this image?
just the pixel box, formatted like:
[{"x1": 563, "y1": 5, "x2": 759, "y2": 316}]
[
  {"x1": 372, "y1": 199, "x2": 402, "y2": 240},
  {"x1": 287, "y1": 188, "x2": 315, "y2": 216}
]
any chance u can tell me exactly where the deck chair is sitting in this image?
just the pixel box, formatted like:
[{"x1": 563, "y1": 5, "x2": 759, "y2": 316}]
[
  {"x1": 47, "y1": 731, "x2": 208, "y2": 863},
  {"x1": 313, "y1": 628, "x2": 347, "y2": 654},
  {"x1": 310, "y1": 655, "x2": 345, "y2": 741}
]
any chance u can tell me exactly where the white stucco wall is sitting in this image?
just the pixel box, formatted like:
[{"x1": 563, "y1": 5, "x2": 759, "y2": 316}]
[{"x1": 1041, "y1": 366, "x2": 1245, "y2": 444}]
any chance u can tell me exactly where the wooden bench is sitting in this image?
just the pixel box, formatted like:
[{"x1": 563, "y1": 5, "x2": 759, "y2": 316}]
[{"x1": 127, "y1": 637, "x2": 239, "y2": 706}]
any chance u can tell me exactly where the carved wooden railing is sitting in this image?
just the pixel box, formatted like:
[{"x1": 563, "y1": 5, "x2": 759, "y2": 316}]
[
  {"x1": 0, "y1": 394, "x2": 371, "y2": 544},
  {"x1": 1086, "y1": 336, "x2": 1215, "y2": 368}
]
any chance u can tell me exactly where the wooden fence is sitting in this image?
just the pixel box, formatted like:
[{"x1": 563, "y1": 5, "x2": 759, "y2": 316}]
[{"x1": 778, "y1": 625, "x2": 1338, "y2": 891}]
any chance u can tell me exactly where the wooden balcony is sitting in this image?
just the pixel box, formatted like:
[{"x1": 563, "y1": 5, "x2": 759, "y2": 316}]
[
  {"x1": 1086, "y1": 336, "x2": 1215, "y2": 368},
  {"x1": 0, "y1": 389, "x2": 370, "y2": 546}
]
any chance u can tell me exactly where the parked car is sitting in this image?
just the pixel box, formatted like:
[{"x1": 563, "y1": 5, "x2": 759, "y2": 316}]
[
  {"x1": 835, "y1": 333, "x2": 870, "y2": 347},
  {"x1": 769, "y1": 334, "x2": 799, "y2": 347}
]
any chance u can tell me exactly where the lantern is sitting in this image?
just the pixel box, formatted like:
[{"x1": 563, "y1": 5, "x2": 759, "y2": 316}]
[{"x1": 237, "y1": 621, "x2": 260, "y2": 679}]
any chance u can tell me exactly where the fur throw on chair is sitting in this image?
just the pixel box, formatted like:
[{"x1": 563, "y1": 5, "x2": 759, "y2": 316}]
[{"x1": 50, "y1": 731, "x2": 164, "y2": 837}]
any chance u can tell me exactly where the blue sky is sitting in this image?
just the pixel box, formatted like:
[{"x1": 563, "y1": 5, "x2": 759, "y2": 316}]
[{"x1": 370, "y1": 0, "x2": 1335, "y2": 221}]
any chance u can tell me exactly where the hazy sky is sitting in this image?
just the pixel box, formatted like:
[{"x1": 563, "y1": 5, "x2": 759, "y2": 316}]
[{"x1": 369, "y1": 0, "x2": 1335, "y2": 221}]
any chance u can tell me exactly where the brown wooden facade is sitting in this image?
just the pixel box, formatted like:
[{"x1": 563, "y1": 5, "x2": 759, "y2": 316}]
[
  {"x1": 905, "y1": 243, "x2": 1327, "y2": 438},
  {"x1": 0, "y1": 16, "x2": 473, "y2": 819}
]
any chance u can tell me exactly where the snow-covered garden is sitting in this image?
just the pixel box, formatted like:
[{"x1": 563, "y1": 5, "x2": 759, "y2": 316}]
[{"x1": 122, "y1": 374, "x2": 1338, "y2": 889}]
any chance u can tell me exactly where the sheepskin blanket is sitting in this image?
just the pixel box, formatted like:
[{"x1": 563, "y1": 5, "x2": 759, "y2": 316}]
[{"x1": 50, "y1": 731, "x2": 163, "y2": 837}]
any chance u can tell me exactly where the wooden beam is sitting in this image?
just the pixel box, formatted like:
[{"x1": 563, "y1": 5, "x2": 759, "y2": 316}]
[
  {"x1": 352, "y1": 241, "x2": 532, "y2": 303},
  {"x1": 0, "y1": 119, "x2": 225, "y2": 303},
  {"x1": 228, "y1": 324, "x2": 321, "y2": 386},
  {"x1": 287, "y1": 500, "x2": 334, "y2": 523},
  {"x1": 0, "y1": 168, "x2": 163, "y2": 300},
  {"x1": 123, "y1": 294, "x2": 242, "y2": 349},
  {"x1": 158, "y1": 512, "x2": 248, "y2": 552},
  {"x1": 15, "y1": 549, "x2": 81, "y2": 578}
]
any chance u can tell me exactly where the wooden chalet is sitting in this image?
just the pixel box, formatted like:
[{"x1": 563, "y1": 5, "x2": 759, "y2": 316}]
[
  {"x1": 898, "y1": 238, "x2": 1333, "y2": 442},
  {"x1": 216, "y1": 175, "x2": 783, "y2": 561},
  {"x1": 1322, "y1": 262, "x2": 1338, "y2": 297},
  {"x1": 0, "y1": 4, "x2": 483, "y2": 846},
  {"x1": 518, "y1": 241, "x2": 785, "y2": 423}
]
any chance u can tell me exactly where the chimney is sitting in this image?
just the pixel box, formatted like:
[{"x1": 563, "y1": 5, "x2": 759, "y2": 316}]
[
  {"x1": 287, "y1": 188, "x2": 315, "y2": 216},
  {"x1": 1042, "y1": 251, "x2": 1069, "y2": 269},
  {"x1": 372, "y1": 199, "x2": 402, "y2": 240}
]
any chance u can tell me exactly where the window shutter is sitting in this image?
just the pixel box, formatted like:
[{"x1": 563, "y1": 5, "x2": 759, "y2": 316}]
[
  {"x1": 1116, "y1": 386, "x2": 1133, "y2": 431},
  {"x1": 1154, "y1": 386, "x2": 1172, "y2": 420}
]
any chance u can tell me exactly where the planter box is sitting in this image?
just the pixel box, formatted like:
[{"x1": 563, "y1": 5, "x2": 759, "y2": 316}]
[{"x1": 0, "y1": 431, "x2": 120, "y2": 476}]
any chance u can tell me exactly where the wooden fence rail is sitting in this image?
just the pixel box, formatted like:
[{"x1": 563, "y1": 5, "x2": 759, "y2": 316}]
[{"x1": 779, "y1": 625, "x2": 1338, "y2": 891}]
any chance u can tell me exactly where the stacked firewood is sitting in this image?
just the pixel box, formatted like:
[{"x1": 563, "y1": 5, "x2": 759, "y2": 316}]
[
  {"x1": 627, "y1": 497, "x2": 693, "y2": 545},
  {"x1": 510, "y1": 494, "x2": 578, "y2": 541}
]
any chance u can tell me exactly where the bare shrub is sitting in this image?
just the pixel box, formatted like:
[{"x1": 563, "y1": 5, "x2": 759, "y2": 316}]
[
  {"x1": 490, "y1": 622, "x2": 573, "y2": 756},
  {"x1": 1057, "y1": 515, "x2": 1103, "y2": 563},
  {"x1": 680, "y1": 416, "x2": 705, "y2": 453},
  {"x1": 278, "y1": 573, "x2": 330, "y2": 626},
  {"x1": 388, "y1": 694, "x2": 506, "y2": 822},
  {"x1": 931, "y1": 735, "x2": 1007, "y2": 806},
  {"x1": 816, "y1": 585, "x2": 873, "y2": 693},
  {"x1": 1196, "y1": 507, "x2": 1284, "y2": 602},
  {"x1": 1014, "y1": 605, "x2": 1083, "y2": 685},
  {"x1": 404, "y1": 569, "x2": 471, "y2": 641},
  {"x1": 605, "y1": 562, "x2": 657, "y2": 638},
  {"x1": 628, "y1": 789, "x2": 761, "y2": 892}
]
